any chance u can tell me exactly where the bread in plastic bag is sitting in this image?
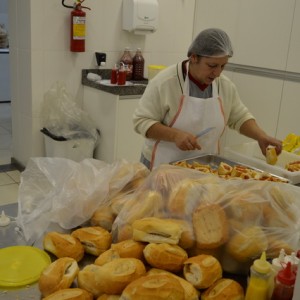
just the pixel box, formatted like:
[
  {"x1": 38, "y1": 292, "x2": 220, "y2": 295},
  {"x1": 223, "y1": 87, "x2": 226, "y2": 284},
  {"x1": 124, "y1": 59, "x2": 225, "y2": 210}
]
[{"x1": 111, "y1": 164, "x2": 300, "y2": 274}]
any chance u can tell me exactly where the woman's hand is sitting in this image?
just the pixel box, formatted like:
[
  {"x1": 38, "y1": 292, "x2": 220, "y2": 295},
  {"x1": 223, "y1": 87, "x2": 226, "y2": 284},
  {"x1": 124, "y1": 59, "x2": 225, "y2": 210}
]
[
  {"x1": 174, "y1": 131, "x2": 201, "y2": 151},
  {"x1": 257, "y1": 135, "x2": 282, "y2": 156}
]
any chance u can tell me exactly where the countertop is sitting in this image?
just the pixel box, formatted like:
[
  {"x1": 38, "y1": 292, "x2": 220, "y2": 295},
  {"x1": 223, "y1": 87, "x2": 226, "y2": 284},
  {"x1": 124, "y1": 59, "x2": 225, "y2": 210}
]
[{"x1": 82, "y1": 69, "x2": 148, "y2": 96}]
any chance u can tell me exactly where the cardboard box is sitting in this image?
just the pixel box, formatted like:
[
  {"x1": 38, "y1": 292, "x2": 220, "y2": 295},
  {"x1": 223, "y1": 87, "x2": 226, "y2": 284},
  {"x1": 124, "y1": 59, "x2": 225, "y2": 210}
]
[{"x1": 224, "y1": 142, "x2": 300, "y2": 184}]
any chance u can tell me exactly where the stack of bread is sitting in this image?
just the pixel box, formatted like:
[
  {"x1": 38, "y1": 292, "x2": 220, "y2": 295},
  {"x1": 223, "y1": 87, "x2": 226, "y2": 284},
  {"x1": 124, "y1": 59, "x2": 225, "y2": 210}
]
[
  {"x1": 40, "y1": 221, "x2": 244, "y2": 299},
  {"x1": 38, "y1": 163, "x2": 300, "y2": 299}
]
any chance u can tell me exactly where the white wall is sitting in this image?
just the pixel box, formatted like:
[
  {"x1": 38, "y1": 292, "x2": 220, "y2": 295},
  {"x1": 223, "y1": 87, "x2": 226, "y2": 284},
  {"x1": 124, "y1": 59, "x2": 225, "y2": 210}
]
[
  {"x1": 194, "y1": 0, "x2": 300, "y2": 149},
  {"x1": 8, "y1": 0, "x2": 196, "y2": 167}
]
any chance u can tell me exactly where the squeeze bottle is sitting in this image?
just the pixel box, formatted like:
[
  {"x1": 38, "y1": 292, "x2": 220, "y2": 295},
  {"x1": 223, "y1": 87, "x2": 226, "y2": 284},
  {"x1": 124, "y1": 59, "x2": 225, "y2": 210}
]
[
  {"x1": 120, "y1": 47, "x2": 133, "y2": 81},
  {"x1": 245, "y1": 251, "x2": 272, "y2": 300},
  {"x1": 271, "y1": 262, "x2": 296, "y2": 300}
]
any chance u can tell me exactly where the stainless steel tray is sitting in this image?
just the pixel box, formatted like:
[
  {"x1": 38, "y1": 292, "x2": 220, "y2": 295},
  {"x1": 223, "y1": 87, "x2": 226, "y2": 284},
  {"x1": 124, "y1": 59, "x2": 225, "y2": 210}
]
[{"x1": 171, "y1": 154, "x2": 290, "y2": 183}]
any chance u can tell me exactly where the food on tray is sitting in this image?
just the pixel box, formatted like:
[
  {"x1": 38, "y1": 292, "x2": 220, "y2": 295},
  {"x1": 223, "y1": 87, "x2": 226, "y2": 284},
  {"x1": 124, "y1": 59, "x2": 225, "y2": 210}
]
[
  {"x1": 42, "y1": 288, "x2": 93, "y2": 300},
  {"x1": 78, "y1": 258, "x2": 146, "y2": 297},
  {"x1": 201, "y1": 278, "x2": 244, "y2": 300},
  {"x1": 285, "y1": 160, "x2": 300, "y2": 172},
  {"x1": 43, "y1": 231, "x2": 85, "y2": 262},
  {"x1": 38, "y1": 257, "x2": 79, "y2": 297},
  {"x1": 193, "y1": 203, "x2": 229, "y2": 249},
  {"x1": 71, "y1": 226, "x2": 112, "y2": 256},
  {"x1": 143, "y1": 243, "x2": 188, "y2": 272},
  {"x1": 183, "y1": 254, "x2": 222, "y2": 289},
  {"x1": 266, "y1": 145, "x2": 278, "y2": 165},
  {"x1": 172, "y1": 159, "x2": 288, "y2": 182}
]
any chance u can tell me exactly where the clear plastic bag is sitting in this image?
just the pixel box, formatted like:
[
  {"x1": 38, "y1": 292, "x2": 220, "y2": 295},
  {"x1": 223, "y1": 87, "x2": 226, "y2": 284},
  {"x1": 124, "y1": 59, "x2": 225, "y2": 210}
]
[
  {"x1": 41, "y1": 81, "x2": 99, "y2": 144},
  {"x1": 112, "y1": 164, "x2": 300, "y2": 274},
  {"x1": 16, "y1": 158, "x2": 148, "y2": 245}
]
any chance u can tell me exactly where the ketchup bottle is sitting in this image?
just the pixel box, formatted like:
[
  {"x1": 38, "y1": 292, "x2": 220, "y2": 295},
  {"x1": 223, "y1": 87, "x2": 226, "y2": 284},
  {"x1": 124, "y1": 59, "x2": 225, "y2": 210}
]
[
  {"x1": 118, "y1": 63, "x2": 126, "y2": 85},
  {"x1": 110, "y1": 64, "x2": 118, "y2": 84},
  {"x1": 271, "y1": 262, "x2": 296, "y2": 300}
]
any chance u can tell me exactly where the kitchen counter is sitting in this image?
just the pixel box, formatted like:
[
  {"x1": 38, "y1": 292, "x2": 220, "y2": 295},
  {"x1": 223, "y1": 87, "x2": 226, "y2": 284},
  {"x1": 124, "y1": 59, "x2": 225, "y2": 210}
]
[{"x1": 82, "y1": 69, "x2": 148, "y2": 96}]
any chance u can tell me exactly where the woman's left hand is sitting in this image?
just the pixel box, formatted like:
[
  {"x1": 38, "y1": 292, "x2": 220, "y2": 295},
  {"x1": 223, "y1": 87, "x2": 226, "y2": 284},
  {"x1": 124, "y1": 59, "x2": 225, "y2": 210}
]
[{"x1": 258, "y1": 135, "x2": 282, "y2": 156}]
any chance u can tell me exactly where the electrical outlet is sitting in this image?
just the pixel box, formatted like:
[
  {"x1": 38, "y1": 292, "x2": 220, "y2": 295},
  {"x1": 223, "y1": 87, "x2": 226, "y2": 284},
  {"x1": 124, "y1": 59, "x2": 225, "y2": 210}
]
[{"x1": 95, "y1": 52, "x2": 106, "y2": 66}]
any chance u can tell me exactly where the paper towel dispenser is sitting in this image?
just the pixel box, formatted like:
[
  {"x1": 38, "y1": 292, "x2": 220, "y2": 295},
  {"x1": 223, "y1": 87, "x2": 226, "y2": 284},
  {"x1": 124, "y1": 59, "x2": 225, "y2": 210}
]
[{"x1": 122, "y1": 0, "x2": 159, "y2": 35}]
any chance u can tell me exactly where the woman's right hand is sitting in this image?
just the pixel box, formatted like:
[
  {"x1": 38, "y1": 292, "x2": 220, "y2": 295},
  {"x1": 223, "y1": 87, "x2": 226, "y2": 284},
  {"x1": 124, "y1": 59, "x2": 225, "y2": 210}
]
[{"x1": 174, "y1": 130, "x2": 201, "y2": 151}]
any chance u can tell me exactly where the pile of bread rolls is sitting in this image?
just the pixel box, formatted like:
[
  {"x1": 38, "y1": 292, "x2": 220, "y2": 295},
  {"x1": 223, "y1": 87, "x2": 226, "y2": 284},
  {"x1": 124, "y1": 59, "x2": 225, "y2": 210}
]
[
  {"x1": 40, "y1": 220, "x2": 244, "y2": 299},
  {"x1": 38, "y1": 163, "x2": 300, "y2": 299}
]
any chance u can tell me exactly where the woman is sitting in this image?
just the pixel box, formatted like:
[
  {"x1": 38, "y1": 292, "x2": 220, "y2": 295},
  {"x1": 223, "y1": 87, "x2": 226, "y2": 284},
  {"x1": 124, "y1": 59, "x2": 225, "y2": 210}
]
[{"x1": 133, "y1": 28, "x2": 282, "y2": 170}]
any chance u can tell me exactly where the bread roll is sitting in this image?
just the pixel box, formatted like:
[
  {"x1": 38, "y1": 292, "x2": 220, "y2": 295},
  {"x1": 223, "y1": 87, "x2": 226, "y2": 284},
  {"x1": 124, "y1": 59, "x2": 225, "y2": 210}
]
[
  {"x1": 167, "y1": 178, "x2": 203, "y2": 218},
  {"x1": 143, "y1": 243, "x2": 188, "y2": 273},
  {"x1": 111, "y1": 239, "x2": 146, "y2": 260},
  {"x1": 78, "y1": 258, "x2": 146, "y2": 297},
  {"x1": 97, "y1": 295, "x2": 120, "y2": 300},
  {"x1": 147, "y1": 268, "x2": 199, "y2": 300},
  {"x1": 39, "y1": 257, "x2": 79, "y2": 297},
  {"x1": 201, "y1": 278, "x2": 244, "y2": 300},
  {"x1": 120, "y1": 274, "x2": 185, "y2": 300},
  {"x1": 183, "y1": 254, "x2": 222, "y2": 289},
  {"x1": 226, "y1": 226, "x2": 268, "y2": 262},
  {"x1": 90, "y1": 205, "x2": 116, "y2": 231},
  {"x1": 117, "y1": 223, "x2": 133, "y2": 242},
  {"x1": 125, "y1": 190, "x2": 164, "y2": 224},
  {"x1": 42, "y1": 288, "x2": 93, "y2": 300},
  {"x1": 43, "y1": 231, "x2": 84, "y2": 262},
  {"x1": 132, "y1": 217, "x2": 183, "y2": 244},
  {"x1": 71, "y1": 226, "x2": 112, "y2": 256},
  {"x1": 192, "y1": 204, "x2": 229, "y2": 249},
  {"x1": 170, "y1": 218, "x2": 195, "y2": 249},
  {"x1": 94, "y1": 249, "x2": 120, "y2": 266}
]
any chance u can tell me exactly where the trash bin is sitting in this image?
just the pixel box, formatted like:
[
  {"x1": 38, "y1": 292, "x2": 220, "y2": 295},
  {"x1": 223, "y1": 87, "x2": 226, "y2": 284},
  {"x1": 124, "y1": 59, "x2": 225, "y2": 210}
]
[
  {"x1": 41, "y1": 128, "x2": 96, "y2": 162},
  {"x1": 41, "y1": 82, "x2": 100, "y2": 162}
]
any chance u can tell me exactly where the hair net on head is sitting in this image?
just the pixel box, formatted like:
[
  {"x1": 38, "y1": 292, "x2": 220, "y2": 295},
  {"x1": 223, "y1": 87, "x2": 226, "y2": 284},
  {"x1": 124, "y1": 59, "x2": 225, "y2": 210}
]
[{"x1": 187, "y1": 28, "x2": 233, "y2": 57}]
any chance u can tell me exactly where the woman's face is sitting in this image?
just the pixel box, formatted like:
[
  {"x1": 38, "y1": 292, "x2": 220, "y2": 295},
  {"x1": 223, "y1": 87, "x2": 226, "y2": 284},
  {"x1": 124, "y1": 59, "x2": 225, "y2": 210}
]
[{"x1": 189, "y1": 55, "x2": 229, "y2": 85}]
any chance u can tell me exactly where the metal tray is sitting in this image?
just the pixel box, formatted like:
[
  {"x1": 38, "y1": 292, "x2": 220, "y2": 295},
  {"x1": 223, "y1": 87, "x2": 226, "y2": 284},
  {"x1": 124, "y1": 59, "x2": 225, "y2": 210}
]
[{"x1": 171, "y1": 154, "x2": 290, "y2": 183}]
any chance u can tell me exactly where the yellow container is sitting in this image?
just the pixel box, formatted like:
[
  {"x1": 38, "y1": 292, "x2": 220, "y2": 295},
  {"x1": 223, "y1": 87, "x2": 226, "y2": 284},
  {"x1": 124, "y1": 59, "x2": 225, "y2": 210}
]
[{"x1": 148, "y1": 65, "x2": 167, "y2": 80}]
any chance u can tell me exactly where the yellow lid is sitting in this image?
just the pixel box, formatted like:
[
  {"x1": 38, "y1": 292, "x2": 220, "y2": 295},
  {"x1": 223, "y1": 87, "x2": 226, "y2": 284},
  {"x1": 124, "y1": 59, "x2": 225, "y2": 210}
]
[
  {"x1": 0, "y1": 245, "x2": 51, "y2": 287},
  {"x1": 253, "y1": 251, "x2": 271, "y2": 274},
  {"x1": 148, "y1": 65, "x2": 167, "y2": 70}
]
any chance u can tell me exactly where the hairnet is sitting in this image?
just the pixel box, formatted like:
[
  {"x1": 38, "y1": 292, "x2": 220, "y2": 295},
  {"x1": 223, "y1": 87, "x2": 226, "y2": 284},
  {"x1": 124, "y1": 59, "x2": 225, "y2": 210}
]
[{"x1": 187, "y1": 28, "x2": 233, "y2": 57}]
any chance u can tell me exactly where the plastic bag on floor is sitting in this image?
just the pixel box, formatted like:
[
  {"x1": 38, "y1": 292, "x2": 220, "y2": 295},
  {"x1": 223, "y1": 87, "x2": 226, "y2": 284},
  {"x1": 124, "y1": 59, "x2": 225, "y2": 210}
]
[{"x1": 16, "y1": 157, "x2": 148, "y2": 244}]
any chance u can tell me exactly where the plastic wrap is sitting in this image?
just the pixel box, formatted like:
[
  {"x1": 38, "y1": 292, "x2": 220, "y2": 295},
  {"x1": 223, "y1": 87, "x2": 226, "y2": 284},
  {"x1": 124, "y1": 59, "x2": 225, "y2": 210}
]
[
  {"x1": 112, "y1": 164, "x2": 300, "y2": 274},
  {"x1": 16, "y1": 158, "x2": 149, "y2": 245}
]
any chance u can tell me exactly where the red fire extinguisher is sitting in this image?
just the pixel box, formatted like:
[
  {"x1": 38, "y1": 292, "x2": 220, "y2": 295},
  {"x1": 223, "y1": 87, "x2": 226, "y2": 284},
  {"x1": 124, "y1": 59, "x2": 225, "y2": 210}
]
[{"x1": 62, "y1": 0, "x2": 91, "y2": 52}]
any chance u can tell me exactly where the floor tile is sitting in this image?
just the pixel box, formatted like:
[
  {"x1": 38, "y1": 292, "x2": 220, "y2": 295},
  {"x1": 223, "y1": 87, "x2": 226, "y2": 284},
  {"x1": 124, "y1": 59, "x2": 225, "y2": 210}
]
[
  {"x1": 0, "y1": 172, "x2": 14, "y2": 185},
  {"x1": 6, "y1": 170, "x2": 21, "y2": 183},
  {"x1": 0, "y1": 183, "x2": 19, "y2": 205}
]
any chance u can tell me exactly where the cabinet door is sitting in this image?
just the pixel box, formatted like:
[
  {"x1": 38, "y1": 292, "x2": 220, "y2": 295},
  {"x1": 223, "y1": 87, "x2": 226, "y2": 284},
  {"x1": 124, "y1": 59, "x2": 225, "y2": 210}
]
[{"x1": 116, "y1": 99, "x2": 144, "y2": 162}]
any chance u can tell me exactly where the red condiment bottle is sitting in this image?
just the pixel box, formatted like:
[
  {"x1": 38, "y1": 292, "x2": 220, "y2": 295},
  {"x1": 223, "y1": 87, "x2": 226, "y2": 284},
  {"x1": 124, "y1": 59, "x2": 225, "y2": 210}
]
[
  {"x1": 110, "y1": 64, "x2": 118, "y2": 84},
  {"x1": 118, "y1": 64, "x2": 126, "y2": 86},
  {"x1": 271, "y1": 262, "x2": 296, "y2": 300}
]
